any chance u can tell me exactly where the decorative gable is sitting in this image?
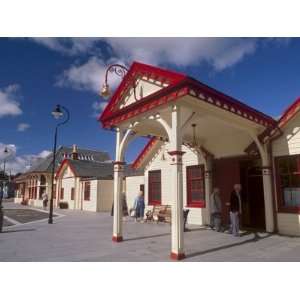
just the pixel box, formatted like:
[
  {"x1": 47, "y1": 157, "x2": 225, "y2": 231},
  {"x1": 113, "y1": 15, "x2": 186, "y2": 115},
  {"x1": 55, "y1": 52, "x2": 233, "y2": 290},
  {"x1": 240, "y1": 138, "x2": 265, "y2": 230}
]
[{"x1": 100, "y1": 61, "x2": 186, "y2": 124}]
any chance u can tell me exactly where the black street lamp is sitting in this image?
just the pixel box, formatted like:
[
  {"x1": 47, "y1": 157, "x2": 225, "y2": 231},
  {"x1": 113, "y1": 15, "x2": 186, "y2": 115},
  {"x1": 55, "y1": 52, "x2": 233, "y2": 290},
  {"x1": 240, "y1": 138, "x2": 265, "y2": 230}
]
[
  {"x1": 0, "y1": 147, "x2": 10, "y2": 232},
  {"x1": 48, "y1": 104, "x2": 70, "y2": 224}
]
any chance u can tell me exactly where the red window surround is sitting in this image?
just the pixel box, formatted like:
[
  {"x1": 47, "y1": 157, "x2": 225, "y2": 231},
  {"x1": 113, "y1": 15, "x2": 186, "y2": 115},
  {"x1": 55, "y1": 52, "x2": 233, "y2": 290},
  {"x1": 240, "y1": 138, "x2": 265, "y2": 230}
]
[
  {"x1": 186, "y1": 165, "x2": 205, "y2": 208},
  {"x1": 84, "y1": 181, "x2": 91, "y2": 201},
  {"x1": 275, "y1": 155, "x2": 300, "y2": 214},
  {"x1": 148, "y1": 170, "x2": 161, "y2": 205}
]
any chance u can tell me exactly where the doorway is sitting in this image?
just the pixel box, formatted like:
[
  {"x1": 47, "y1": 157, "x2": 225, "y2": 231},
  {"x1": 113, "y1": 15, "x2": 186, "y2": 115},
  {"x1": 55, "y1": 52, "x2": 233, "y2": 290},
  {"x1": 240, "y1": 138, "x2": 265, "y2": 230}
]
[
  {"x1": 213, "y1": 157, "x2": 266, "y2": 230},
  {"x1": 240, "y1": 160, "x2": 266, "y2": 230}
]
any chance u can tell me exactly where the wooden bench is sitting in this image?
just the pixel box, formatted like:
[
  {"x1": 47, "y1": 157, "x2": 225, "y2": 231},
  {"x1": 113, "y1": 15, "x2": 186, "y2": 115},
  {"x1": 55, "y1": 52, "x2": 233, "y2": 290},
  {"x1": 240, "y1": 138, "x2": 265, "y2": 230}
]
[
  {"x1": 145, "y1": 205, "x2": 171, "y2": 223},
  {"x1": 145, "y1": 206, "x2": 189, "y2": 229}
]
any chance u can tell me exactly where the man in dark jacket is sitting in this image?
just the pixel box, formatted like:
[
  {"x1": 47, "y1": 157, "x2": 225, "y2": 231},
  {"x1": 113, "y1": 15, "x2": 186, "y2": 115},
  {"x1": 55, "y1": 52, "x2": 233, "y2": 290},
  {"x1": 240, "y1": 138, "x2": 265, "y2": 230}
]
[{"x1": 229, "y1": 184, "x2": 242, "y2": 237}]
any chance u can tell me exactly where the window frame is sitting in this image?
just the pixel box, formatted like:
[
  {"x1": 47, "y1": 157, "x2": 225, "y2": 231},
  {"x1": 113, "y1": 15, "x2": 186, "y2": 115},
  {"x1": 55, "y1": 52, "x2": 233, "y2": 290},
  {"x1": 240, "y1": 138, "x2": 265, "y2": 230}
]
[
  {"x1": 84, "y1": 181, "x2": 91, "y2": 201},
  {"x1": 148, "y1": 170, "x2": 161, "y2": 206},
  {"x1": 275, "y1": 154, "x2": 300, "y2": 214},
  {"x1": 186, "y1": 164, "x2": 206, "y2": 208}
]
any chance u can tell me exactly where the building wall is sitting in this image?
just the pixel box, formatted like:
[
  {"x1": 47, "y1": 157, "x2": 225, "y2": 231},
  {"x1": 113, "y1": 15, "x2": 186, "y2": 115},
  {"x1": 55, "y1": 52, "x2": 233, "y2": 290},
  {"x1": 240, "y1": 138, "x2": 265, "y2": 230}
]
[
  {"x1": 98, "y1": 180, "x2": 114, "y2": 212},
  {"x1": 272, "y1": 112, "x2": 300, "y2": 236},
  {"x1": 144, "y1": 143, "x2": 207, "y2": 225},
  {"x1": 80, "y1": 180, "x2": 98, "y2": 211},
  {"x1": 125, "y1": 176, "x2": 145, "y2": 210}
]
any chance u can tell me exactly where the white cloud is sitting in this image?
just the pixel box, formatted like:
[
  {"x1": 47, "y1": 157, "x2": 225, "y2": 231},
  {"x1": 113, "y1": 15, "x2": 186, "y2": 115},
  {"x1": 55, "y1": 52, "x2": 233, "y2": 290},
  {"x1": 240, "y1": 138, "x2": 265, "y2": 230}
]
[
  {"x1": 53, "y1": 38, "x2": 260, "y2": 96},
  {"x1": 0, "y1": 143, "x2": 50, "y2": 174},
  {"x1": 92, "y1": 101, "x2": 108, "y2": 116},
  {"x1": 104, "y1": 37, "x2": 258, "y2": 71},
  {"x1": 30, "y1": 37, "x2": 101, "y2": 56},
  {"x1": 0, "y1": 84, "x2": 22, "y2": 118},
  {"x1": 38, "y1": 150, "x2": 51, "y2": 158},
  {"x1": 57, "y1": 56, "x2": 123, "y2": 94},
  {"x1": 17, "y1": 123, "x2": 30, "y2": 132}
]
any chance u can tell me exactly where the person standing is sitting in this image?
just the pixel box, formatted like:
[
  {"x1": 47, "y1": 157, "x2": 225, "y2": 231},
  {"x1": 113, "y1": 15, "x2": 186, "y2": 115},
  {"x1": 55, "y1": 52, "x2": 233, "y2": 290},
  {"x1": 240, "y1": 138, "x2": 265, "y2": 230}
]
[
  {"x1": 229, "y1": 184, "x2": 242, "y2": 237},
  {"x1": 42, "y1": 192, "x2": 48, "y2": 209},
  {"x1": 133, "y1": 191, "x2": 145, "y2": 222},
  {"x1": 210, "y1": 187, "x2": 222, "y2": 231}
]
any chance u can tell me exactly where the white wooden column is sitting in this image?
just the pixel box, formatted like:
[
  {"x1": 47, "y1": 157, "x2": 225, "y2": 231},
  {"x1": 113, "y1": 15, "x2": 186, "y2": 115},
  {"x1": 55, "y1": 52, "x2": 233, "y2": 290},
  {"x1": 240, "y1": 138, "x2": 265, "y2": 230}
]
[
  {"x1": 168, "y1": 105, "x2": 185, "y2": 260},
  {"x1": 262, "y1": 163, "x2": 275, "y2": 233},
  {"x1": 251, "y1": 134, "x2": 275, "y2": 232},
  {"x1": 112, "y1": 128, "x2": 125, "y2": 242},
  {"x1": 204, "y1": 157, "x2": 213, "y2": 225}
]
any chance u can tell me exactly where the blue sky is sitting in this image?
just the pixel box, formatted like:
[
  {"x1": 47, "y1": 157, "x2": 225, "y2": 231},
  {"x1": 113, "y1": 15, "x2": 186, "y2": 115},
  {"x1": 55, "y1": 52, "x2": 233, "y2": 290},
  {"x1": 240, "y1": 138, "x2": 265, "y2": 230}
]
[{"x1": 0, "y1": 37, "x2": 300, "y2": 173}]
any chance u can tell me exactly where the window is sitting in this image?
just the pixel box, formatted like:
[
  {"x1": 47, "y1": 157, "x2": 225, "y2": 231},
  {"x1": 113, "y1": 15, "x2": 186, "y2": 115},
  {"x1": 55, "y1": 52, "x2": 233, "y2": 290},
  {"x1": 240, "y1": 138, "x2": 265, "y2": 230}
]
[
  {"x1": 148, "y1": 170, "x2": 161, "y2": 205},
  {"x1": 60, "y1": 187, "x2": 64, "y2": 200},
  {"x1": 84, "y1": 181, "x2": 91, "y2": 201},
  {"x1": 275, "y1": 155, "x2": 300, "y2": 213},
  {"x1": 186, "y1": 165, "x2": 205, "y2": 208},
  {"x1": 71, "y1": 187, "x2": 75, "y2": 200}
]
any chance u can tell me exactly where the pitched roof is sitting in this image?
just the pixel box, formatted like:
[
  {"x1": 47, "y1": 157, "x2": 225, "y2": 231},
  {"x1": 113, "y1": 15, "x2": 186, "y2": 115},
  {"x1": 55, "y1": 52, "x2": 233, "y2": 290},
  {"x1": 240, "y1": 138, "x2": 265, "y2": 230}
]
[
  {"x1": 99, "y1": 61, "x2": 277, "y2": 129},
  {"x1": 26, "y1": 146, "x2": 111, "y2": 174},
  {"x1": 56, "y1": 159, "x2": 143, "y2": 180}
]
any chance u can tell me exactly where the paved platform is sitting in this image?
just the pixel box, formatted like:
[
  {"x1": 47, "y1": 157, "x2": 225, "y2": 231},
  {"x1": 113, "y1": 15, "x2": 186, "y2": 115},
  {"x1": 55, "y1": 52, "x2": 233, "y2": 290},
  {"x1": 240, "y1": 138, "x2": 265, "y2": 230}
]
[{"x1": 1, "y1": 202, "x2": 300, "y2": 261}]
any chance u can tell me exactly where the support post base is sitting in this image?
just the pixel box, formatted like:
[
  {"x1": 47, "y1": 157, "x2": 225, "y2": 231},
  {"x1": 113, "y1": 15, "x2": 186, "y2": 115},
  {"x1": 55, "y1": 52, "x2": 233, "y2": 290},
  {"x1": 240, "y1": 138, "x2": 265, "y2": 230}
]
[
  {"x1": 112, "y1": 235, "x2": 123, "y2": 242},
  {"x1": 170, "y1": 252, "x2": 186, "y2": 260}
]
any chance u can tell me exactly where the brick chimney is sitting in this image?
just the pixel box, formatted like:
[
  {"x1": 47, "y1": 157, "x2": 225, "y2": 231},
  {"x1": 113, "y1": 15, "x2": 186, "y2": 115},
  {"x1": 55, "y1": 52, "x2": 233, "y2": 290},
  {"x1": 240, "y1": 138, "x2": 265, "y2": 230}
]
[{"x1": 72, "y1": 144, "x2": 78, "y2": 160}]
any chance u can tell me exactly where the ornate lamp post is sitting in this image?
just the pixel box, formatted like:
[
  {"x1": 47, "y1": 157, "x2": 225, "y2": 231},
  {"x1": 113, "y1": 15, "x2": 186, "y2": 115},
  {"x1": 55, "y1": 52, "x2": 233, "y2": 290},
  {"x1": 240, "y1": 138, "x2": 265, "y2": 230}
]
[
  {"x1": 100, "y1": 64, "x2": 140, "y2": 101},
  {"x1": 48, "y1": 104, "x2": 70, "y2": 224}
]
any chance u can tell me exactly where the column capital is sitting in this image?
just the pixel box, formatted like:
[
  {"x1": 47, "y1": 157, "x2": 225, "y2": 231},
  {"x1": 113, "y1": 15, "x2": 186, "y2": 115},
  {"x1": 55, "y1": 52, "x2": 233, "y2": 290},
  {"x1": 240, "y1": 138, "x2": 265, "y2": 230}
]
[
  {"x1": 113, "y1": 161, "x2": 126, "y2": 172},
  {"x1": 113, "y1": 161, "x2": 126, "y2": 165},
  {"x1": 261, "y1": 166, "x2": 272, "y2": 175},
  {"x1": 168, "y1": 151, "x2": 186, "y2": 156},
  {"x1": 168, "y1": 151, "x2": 185, "y2": 165},
  {"x1": 205, "y1": 170, "x2": 212, "y2": 178}
]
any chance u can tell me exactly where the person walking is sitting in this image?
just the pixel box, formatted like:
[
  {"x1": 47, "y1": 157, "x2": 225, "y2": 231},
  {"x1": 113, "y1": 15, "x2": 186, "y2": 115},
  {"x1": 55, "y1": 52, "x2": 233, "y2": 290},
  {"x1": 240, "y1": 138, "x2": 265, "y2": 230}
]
[
  {"x1": 42, "y1": 192, "x2": 48, "y2": 209},
  {"x1": 210, "y1": 187, "x2": 222, "y2": 231},
  {"x1": 133, "y1": 191, "x2": 145, "y2": 222},
  {"x1": 229, "y1": 184, "x2": 242, "y2": 237}
]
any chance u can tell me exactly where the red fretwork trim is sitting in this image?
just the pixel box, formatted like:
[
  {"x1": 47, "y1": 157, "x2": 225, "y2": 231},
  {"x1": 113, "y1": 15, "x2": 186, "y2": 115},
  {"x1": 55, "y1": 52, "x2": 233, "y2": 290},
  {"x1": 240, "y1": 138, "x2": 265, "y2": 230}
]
[
  {"x1": 100, "y1": 61, "x2": 186, "y2": 123},
  {"x1": 100, "y1": 62, "x2": 277, "y2": 129},
  {"x1": 278, "y1": 97, "x2": 300, "y2": 128},
  {"x1": 113, "y1": 161, "x2": 126, "y2": 165},
  {"x1": 112, "y1": 235, "x2": 123, "y2": 242},
  {"x1": 55, "y1": 159, "x2": 78, "y2": 179},
  {"x1": 170, "y1": 252, "x2": 186, "y2": 260},
  {"x1": 132, "y1": 137, "x2": 158, "y2": 169},
  {"x1": 168, "y1": 151, "x2": 186, "y2": 156}
]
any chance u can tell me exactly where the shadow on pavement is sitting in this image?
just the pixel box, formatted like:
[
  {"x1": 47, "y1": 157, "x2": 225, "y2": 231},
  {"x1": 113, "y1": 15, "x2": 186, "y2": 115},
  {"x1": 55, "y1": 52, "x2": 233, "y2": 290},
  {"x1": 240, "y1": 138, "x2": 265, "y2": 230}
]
[
  {"x1": 124, "y1": 232, "x2": 170, "y2": 241},
  {"x1": 1, "y1": 228, "x2": 36, "y2": 234},
  {"x1": 186, "y1": 232, "x2": 273, "y2": 259}
]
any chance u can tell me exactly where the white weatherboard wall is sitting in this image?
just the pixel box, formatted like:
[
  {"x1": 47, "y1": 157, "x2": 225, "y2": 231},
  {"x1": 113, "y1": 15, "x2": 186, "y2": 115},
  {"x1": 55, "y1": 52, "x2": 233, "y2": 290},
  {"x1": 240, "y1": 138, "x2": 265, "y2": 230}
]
[
  {"x1": 98, "y1": 180, "x2": 114, "y2": 212},
  {"x1": 81, "y1": 180, "x2": 98, "y2": 212},
  {"x1": 144, "y1": 143, "x2": 207, "y2": 225},
  {"x1": 272, "y1": 112, "x2": 300, "y2": 236},
  {"x1": 125, "y1": 176, "x2": 144, "y2": 210},
  {"x1": 59, "y1": 165, "x2": 76, "y2": 209}
]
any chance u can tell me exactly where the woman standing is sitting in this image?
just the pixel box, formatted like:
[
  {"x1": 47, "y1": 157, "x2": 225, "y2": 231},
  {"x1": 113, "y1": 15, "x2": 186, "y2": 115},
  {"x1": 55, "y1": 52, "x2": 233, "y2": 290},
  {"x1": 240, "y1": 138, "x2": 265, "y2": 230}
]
[{"x1": 133, "y1": 191, "x2": 145, "y2": 222}]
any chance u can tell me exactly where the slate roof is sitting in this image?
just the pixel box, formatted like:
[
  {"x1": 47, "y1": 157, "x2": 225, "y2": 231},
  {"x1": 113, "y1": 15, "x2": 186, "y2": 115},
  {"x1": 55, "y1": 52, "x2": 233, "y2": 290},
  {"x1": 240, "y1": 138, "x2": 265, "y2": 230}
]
[
  {"x1": 62, "y1": 160, "x2": 143, "y2": 180},
  {"x1": 26, "y1": 146, "x2": 111, "y2": 174}
]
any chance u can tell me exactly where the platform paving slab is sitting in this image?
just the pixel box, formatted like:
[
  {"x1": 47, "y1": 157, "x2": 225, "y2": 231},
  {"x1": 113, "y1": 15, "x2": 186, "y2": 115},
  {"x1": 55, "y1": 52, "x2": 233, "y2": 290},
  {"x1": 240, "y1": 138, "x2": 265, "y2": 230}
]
[{"x1": 1, "y1": 202, "x2": 300, "y2": 262}]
